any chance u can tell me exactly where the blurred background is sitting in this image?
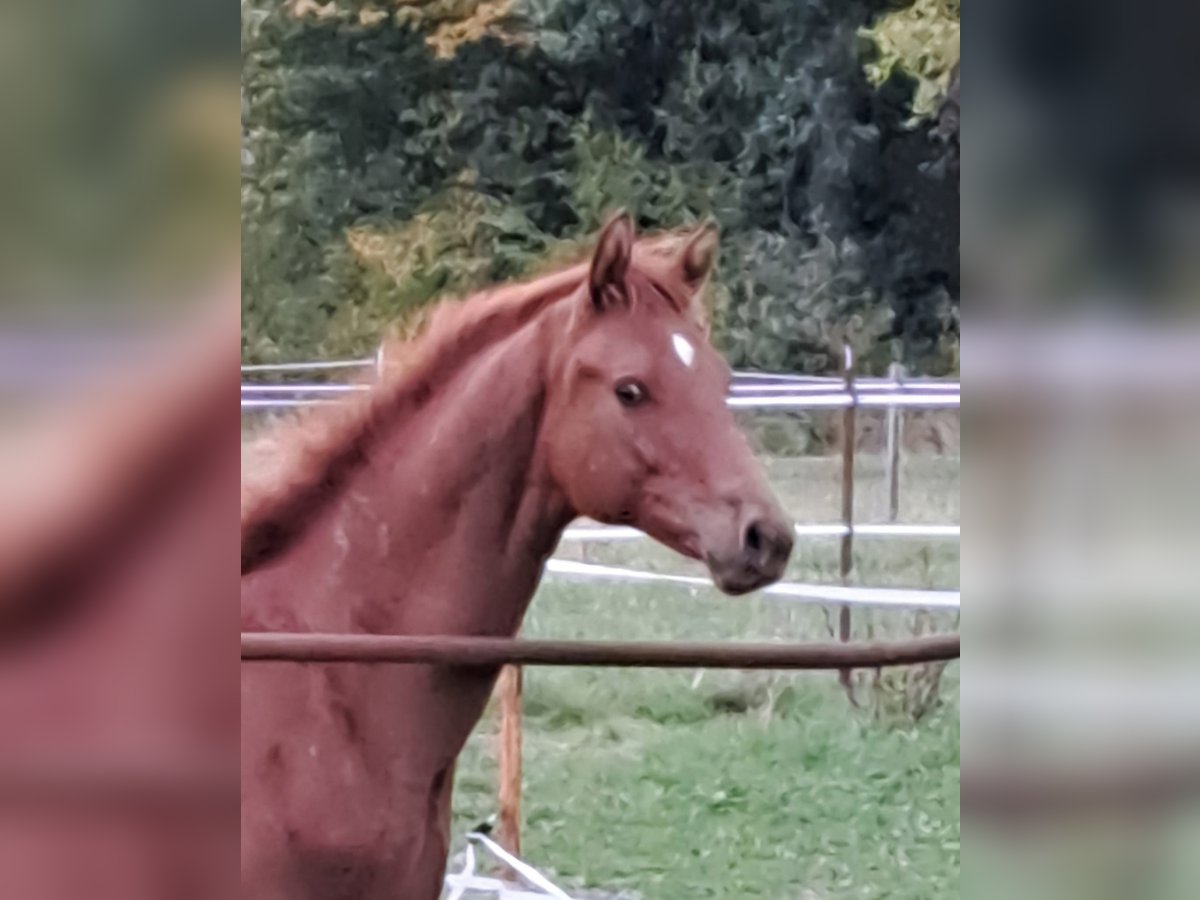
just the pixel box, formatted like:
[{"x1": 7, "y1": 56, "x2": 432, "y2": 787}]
[
  {"x1": 964, "y1": 2, "x2": 1200, "y2": 900},
  {"x1": 0, "y1": 2, "x2": 238, "y2": 899},
  {"x1": 0, "y1": 0, "x2": 237, "y2": 324}
]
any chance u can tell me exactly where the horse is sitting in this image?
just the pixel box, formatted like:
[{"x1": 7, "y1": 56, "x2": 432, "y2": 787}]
[
  {"x1": 0, "y1": 280, "x2": 241, "y2": 900},
  {"x1": 240, "y1": 213, "x2": 795, "y2": 899}
]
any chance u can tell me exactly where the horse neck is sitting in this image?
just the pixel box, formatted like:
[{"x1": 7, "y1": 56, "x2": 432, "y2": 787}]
[{"x1": 288, "y1": 302, "x2": 574, "y2": 636}]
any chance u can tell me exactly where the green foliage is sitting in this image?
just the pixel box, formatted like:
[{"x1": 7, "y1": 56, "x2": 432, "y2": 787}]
[
  {"x1": 718, "y1": 230, "x2": 892, "y2": 375},
  {"x1": 318, "y1": 182, "x2": 551, "y2": 354},
  {"x1": 242, "y1": 0, "x2": 960, "y2": 373},
  {"x1": 564, "y1": 118, "x2": 716, "y2": 234},
  {"x1": 459, "y1": 697, "x2": 959, "y2": 898},
  {"x1": 864, "y1": 0, "x2": 960, "y2": 116}
]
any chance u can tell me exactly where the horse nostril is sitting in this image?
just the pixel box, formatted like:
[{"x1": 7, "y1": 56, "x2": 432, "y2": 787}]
[
  {"x1": 712, "y1": 515, "x2": 794, "y2": 594},
  {"x1": 741, "y1": 518, "x2": 793, "y2": 571},
  {"x1": 743, "y1": 521, "x2": 764, "y2": 554}
]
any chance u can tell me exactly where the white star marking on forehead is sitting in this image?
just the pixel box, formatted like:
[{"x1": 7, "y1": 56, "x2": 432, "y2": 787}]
[{"x1": 671, "y1": 332, "x2": 695, "y2": 368}]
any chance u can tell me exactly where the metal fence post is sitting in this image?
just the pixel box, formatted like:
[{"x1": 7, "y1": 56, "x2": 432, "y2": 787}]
[
  {"x1": 885, "y1": 361, "x2": 905, "y2": 522},
  {"x1": 839, "y1": 342, "x2": 859, "y2": 705}
]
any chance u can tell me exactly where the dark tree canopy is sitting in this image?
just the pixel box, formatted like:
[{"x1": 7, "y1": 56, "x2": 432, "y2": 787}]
[{"x1": 242, "y1": 0, "x2": 960, "y2": 375}]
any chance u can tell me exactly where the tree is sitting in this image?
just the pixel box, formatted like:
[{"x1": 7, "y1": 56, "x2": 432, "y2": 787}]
[{"x1": 241, "y1": 0, "x2": 961, "y2": 375}]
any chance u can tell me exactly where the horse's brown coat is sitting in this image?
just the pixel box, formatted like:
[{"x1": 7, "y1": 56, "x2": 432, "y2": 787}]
[{"x1": 240, "y1": 216, "x2": 794, "y2": 898}]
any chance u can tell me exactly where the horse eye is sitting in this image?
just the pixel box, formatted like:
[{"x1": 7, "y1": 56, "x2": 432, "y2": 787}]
[{"x1": 614, "y1": 380, "x2": 648, "y2": 408}]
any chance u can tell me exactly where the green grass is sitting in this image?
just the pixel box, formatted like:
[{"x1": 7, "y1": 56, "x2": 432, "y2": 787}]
[{"x1": 450, "y1": 455, "x2": 960, "y2": 899}]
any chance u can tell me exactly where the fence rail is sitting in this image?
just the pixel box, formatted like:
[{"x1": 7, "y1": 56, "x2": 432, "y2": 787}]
[
  {"x1": 240, "y1": 632, "x2": 960, "y2": 668},
  {"x1": 240, "y1": 382, "x2": 963, "y2": 393},
  {"x1": 544, "y1": 559, "x2": 959, "y2": 609},
  {"x1": 239, "y1": 357, "x2": 955, "y2": 386},
  {"x1": 728, "y1": 381, "x2": 960, "y2": 393},
  {"x1": 240, "y1": 357, "x2": 375, "y2": 372},
  {"x1": 562, "y1": 522, "x2": 959, "y2": 541},
  {"x1": 241, "y1": 389, "x2": 961, "y2": 410},
  {"x1": 239, "y1": 356, "x2": 961, "y2": 414}
]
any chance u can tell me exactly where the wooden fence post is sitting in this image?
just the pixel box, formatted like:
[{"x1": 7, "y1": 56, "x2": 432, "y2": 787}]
[
  {"x1": 884, "y1": 361, "x2": 905, "y2": 523},
  {"x1": 838, "y1": 342, "x2": 859, "y2": 706},
  {"x1": 497, "y1": 664, "x2": 524, "y2": 867}
]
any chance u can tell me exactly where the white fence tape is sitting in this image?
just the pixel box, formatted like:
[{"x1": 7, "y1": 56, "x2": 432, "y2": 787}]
[
  {"x1": 241, "y1": 391, "x2": 960, "y2": 410},
  {"x1": 244, "y1": 381, "x2": 958, "y2": 398},
  {"x1": 239, "y1": 361, "x2": 960, "y2": 410},
  {"x1": 726, "y1": 393, "x2": 960, "y2": 409},
  {"x1": 240, "y1": 398, "x2": 329, "y2": 408},
  {"x1": 545, "y1": 559, "x2": 959, "y2": 609},
  {"x1": 473, "y1": 834, "x2": 574, "y2": 899},
  {"x1": 239, "y1": 359, "x2": 957, "y2": 389},
  {"x1": 728, "y1": 381, "x2": 960, "y2": 394},
  {"x1": 562, "y1": 522, "x2": 959, "y2": 542},
  {"x1": 242, "y1": 380, "x2": 951, "y2": 391},
  {"x1": 242, "y1": 383, "x2": 371, "y2": 393},
  {"x1": 240, "y1": 373, "x2": 956, "y2": 393},
  {"x1": 241, "y1": 358, "x2": 374, "y2": 372},
  {"x1": 445, "y1": 833, "x2": 576, "y2": 900}
]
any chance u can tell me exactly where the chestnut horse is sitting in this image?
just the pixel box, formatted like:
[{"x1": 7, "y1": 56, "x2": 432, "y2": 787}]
[{"x1": 240, "y1": 214, "x2": 795, "y2": 899}]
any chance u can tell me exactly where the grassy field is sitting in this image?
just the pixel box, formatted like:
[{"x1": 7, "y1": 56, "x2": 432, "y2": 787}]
[{"x1": 449, "y1": 453, "x2": 960, "y2": 900}]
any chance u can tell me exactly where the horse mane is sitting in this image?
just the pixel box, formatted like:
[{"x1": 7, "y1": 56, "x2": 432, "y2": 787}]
[{"x1": 241, "y1": 232, "x2": 704, "y2": 574}]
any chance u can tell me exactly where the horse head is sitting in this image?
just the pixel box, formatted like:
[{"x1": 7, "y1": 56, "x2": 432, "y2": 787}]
[{"x1": 542, "y1": 213, "x2": 794, "y2": 594}]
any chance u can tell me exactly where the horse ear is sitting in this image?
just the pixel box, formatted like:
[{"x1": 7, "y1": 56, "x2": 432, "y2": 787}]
[
  {"x1": 589, "y1": 211, "x2": 635, "y2": 311},
  {"x1": 678, "y1": 220, "x2": 719, "y2": 290}
]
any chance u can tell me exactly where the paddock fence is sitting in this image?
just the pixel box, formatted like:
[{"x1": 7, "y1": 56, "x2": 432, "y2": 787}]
[{"x1": 239, "y1": 344, "x2": 961, "y2": 897}]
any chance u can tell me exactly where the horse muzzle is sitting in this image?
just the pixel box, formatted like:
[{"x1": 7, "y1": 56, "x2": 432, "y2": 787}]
[{"x1": 705, "y1": 510, "x2": 794, "y2": 595}]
